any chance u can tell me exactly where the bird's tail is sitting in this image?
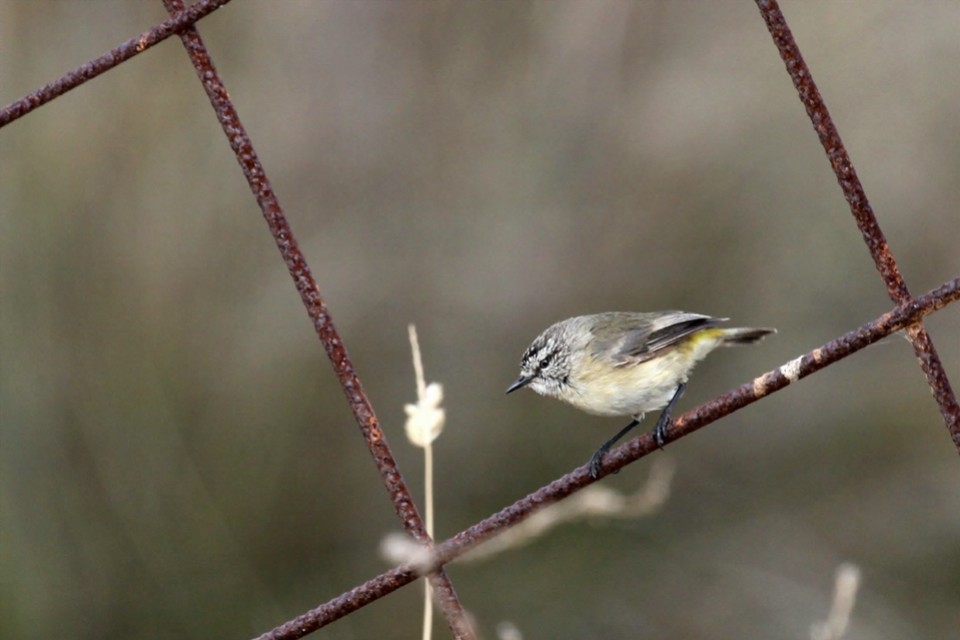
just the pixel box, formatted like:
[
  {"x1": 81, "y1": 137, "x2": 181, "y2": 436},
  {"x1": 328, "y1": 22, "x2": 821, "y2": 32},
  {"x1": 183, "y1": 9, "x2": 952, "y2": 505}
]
[{"x1": 719, "y1": 327, "x2": 777, "y2": 345}]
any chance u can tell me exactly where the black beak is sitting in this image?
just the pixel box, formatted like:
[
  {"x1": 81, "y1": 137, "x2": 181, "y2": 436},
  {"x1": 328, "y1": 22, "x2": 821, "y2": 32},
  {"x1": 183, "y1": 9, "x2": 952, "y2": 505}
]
[{"x1": 505, "y1": 375, "x2": 533, "y2": 394}]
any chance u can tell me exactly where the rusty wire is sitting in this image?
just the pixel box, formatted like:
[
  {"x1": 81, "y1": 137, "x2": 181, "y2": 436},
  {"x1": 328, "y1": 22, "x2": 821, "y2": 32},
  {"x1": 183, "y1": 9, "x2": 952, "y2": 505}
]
[
  {"x1": 255, "y1": 278, "x2": 960, "y2": 638},
  {"x1": 755, "y1": 0, "x2": 960, "y2": 450},
  {"x1": 2, "y1": 2, "x2": 958, "y2": 639},
  {"x1": 158, "y1": 1, "x2": 474, "y2": 637},
  {"x1": 0, "y1": 0, "x2": 232, "y2": 128}
]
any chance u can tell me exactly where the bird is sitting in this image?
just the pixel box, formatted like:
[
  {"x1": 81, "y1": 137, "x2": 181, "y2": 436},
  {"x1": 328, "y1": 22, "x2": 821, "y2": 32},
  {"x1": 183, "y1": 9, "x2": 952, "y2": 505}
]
[{"x1": 507, "y1": 311, "x2": 775, "y2": 477}]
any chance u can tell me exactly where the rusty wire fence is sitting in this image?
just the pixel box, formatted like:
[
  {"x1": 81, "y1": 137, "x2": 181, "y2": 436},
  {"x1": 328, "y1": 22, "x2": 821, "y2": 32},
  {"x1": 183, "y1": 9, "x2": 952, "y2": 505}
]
[{"x1": 2, "y1": 1, "x2": 958, "y2": 639}]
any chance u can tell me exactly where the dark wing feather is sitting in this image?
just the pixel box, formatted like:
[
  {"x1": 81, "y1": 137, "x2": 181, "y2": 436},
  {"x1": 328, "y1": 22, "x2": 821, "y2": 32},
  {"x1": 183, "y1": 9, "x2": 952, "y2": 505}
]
[{"x1": 612, "y1": 314, "x2": 726, "y2": 366}]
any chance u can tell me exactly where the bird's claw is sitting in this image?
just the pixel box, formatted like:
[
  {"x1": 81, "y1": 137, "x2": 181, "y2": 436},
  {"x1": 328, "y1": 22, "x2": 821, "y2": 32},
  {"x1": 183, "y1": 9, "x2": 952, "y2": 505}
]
[
  {"x1": 588, "y1": 450, "x2": 604, "y2": 479},
  {"x1": 653, "y1": 421, "x2": 669, "y2": 450}
]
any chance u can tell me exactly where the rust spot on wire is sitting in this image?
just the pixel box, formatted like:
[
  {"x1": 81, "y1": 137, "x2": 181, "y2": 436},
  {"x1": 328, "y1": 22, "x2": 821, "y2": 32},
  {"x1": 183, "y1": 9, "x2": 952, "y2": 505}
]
[
  {"x1": 755, "y1": 0, "x2": 960, "y2": 452},
  {"x1": 0, "y1": 0, "x2": 232, "y2": 128},
  {"x1": 160, "y1": 1, "x2": 474, "y2": 636},
  {"x1": 255, "y1": 279, "x2": 960, "y2": 638}
]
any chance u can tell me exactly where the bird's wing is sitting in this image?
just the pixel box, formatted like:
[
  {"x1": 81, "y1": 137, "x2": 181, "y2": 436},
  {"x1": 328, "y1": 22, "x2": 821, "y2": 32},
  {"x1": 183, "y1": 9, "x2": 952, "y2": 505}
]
[{"x1": 612, "y1": 312, "x2": 725, "y2": 366}]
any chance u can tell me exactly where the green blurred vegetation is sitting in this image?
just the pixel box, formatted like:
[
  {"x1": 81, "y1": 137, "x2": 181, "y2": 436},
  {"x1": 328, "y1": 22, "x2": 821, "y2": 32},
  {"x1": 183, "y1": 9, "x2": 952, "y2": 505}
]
[{"x1": 2, "y1": 2, "x2": 958, "y2": 639}]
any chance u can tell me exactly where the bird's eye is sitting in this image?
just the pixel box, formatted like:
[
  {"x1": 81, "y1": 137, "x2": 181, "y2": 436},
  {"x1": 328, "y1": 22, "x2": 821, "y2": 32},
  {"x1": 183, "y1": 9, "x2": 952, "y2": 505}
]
[{"x1": 537, "y1": 349, "x2": 555, "y2": 372}]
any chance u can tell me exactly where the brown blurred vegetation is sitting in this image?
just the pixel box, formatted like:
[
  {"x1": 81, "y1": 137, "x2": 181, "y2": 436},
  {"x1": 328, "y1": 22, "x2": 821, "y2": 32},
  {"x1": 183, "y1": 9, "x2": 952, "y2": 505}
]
[{"x1": 1, "y1": 2, "x2": 958, "y2": 639}]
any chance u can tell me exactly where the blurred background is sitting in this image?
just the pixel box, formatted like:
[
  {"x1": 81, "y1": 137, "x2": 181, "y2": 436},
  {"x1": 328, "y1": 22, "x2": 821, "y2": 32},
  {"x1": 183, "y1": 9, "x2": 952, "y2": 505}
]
[{"x1": 2, "y1": 2, "x2": 958, "y2": 639}]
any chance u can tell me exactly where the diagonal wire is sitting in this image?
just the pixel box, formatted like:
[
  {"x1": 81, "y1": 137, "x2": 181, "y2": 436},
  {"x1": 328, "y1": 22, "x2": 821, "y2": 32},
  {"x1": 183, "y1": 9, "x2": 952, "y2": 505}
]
[
  {"x1": 157, "y1": 1, "x2": 475, "y2": 637},
  {"x1": 254, "y1": 278, "x2": 960, "y2": 638},
  {"x1": 0, "y1": 0, "x2": 233, "y2": 128},
  {"x1": 755, "y1": 0, "x2": 960, "y2": 450}
]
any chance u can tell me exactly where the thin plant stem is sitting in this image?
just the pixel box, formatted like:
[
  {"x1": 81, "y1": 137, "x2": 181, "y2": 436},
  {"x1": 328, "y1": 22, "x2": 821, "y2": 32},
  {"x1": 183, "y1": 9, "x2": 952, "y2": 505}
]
[
  {"x1": 422, "y1": 442, "x2": 434, "y2": 640},
  {"x1": 409, "y1": 324, "x2": 434, "y2": 640}
]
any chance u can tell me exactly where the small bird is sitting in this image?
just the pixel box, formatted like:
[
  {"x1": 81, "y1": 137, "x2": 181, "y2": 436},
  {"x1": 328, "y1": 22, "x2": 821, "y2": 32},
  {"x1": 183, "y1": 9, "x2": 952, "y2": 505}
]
[{"x1": 506, "y1": 311, "x2": 775, "y2": 478}]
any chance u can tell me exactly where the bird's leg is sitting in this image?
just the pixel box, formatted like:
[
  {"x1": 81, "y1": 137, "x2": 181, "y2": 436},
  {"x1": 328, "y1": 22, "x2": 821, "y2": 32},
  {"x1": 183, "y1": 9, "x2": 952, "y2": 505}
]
[
  {"x1": 652, "y1": 382, "x2": 687, "y2": 448},
  {"x1": 587, "y1": 381, "x2": 689, "y2": 477},
  {"x1": 588, "y1": 418, "x2": 640, "y2": 479}
]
